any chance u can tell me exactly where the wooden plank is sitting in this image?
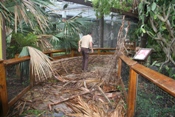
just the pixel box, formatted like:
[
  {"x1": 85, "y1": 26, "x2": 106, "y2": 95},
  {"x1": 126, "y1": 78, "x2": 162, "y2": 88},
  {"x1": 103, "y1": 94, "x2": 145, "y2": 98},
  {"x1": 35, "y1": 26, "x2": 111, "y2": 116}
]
[
  {"x1": 3, "y1": 49, "x2": 115, "y2": 65},
  {"x1": 120, "y1": 55, "x2": 137, "y2": 66},
  {"x1": 63, "y1": 0, "x2": 138, "y2": 19},
  {"x1": 44, "y1": 49, "x2": 66, "y2": 54},
  {"x1": 131, "y1": 64, "x2": 175, "y2": 97},
  {"x1": 8, "y1": 86, "x2": 31, "y2": 107},
  {"x1": 94, "y1": 48, "x2": 116, "y2": 50},
  {"x1": 63, "y1": 0, "x2": 92, "y2": 7},
  {"x1": 3, "y1": 56, "x2": 30, "y2": 66},
  {"x1": 70, "y1": 50, "x2": 74, "y2": 57},
  {"x1": 30, "y1": 63, "x2": 34, "y2": 87},
  {"x1": 0, "y1": 60, "x2": 8, "y2": 116},
  {"x1": 127, "y1": 68, "x2": 137, "y2": 117}
]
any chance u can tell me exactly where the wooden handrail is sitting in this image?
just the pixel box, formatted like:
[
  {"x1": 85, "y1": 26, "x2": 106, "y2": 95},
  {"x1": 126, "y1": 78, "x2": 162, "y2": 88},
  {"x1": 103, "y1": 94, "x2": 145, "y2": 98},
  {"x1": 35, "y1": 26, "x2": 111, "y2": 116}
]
[
  {"x1": 1, "y1": 48, "x2": 175, "y2": 117},
  {"x1": 2, "y1": 48, "x2": 115, "y2": 65},
  {"x1": 132, "y1": 64, "x2": 175, "y2": 97},
  {"x1": 3, "y1": 56, "x2": 30, "y2": 66},
  {"x1": 119, "y1": 54, "x2": 175, "y2": 117},
  {"x1": 0, "y1": 60, "x2": 8, "y2": 116},
  {"x1": 120, "y1": 55, "x2": 175, "y2": 98}
]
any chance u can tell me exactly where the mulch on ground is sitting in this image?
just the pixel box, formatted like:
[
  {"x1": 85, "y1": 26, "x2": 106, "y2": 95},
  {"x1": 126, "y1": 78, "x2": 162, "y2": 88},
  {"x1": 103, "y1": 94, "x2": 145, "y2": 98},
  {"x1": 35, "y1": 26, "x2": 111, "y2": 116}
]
[{"x1": 7, "y1": 63, "x2": 126, "y2": 117}]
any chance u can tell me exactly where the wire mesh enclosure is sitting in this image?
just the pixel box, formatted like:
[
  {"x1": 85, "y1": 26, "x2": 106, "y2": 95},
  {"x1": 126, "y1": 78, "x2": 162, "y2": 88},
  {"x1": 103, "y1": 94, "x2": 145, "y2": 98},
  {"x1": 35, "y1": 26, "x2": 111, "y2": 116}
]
[
  {"x1": 135, "y1": 75, "x2": 175, "y2": 117},
  {"x1": 119, "y1": 55, "x2": 175, "y2": 117},
  {"x1": 6, "y1": 61, "x2": 30, "y2": 101},
  {"x1": 121, "y1": 61, "x2": 130, "y2": 92}
]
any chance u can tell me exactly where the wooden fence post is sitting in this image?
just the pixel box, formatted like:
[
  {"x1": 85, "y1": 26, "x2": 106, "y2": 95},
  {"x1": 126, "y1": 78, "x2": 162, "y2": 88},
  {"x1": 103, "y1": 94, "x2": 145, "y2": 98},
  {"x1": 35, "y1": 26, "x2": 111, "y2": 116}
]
[
  {"x1": 127, "y1": 68, "x2": 137, "y2": 117},
  {"x1": 117, "y1": 58, "x2": 128, "y2": 101},
  {"x1": 97, "y1": 49, "x2": 100, "y2": 55},
  {"x1": 0, "y1": 60, "x2": 8, "y2": 117},
  {"x1": 71, "y1": 50, "x2": 75, "y2": 57},
  {"x1": 30, "y1": 63, "x2": 34, "y2": 87}
]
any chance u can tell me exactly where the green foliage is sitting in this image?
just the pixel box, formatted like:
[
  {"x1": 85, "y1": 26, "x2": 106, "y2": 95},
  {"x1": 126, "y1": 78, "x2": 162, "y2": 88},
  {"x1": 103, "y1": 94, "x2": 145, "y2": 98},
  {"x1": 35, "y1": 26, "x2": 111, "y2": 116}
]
[
  {"x1": 48, "y1": 16, "x2": 92, "y2": 50},
  {"x1": 12, "y1": 33, "x2": 38, "y2": 47},
  {"x1": 137, "y1": 0, "x2": 175, "y2": 66},
  {"x1": 18, "y1": 47, "x2": 30, "y2": 78},
  {"x1": 21, "y1": 109, "x2": 44, "y2": 116},
  {"x1": 51, "y1": 32, "x2": 79, "y2": 50},
  {"x1": 151, "y1": 61, "x2": 175, "y2": 79},
  {"x1": 6, "y1": 32, "x2": 37, "y2": 58},
  {"x1": 91, "y1": 0, "x2": 133, "y2": 18}
]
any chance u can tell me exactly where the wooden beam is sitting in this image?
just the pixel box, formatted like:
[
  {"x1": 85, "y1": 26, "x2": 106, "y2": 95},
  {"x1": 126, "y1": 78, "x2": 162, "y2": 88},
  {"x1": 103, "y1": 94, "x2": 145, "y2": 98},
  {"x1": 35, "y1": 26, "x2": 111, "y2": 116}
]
[
  {"x1": 0, "y1": 60, "x2": 8, "y2": 116},
  {"x1": 63, "y1": 0, "x2": 138, "y2": 20},
  {"x1": 3, "y1": 56, "x2": 30, "y2": 66},
  {"x1": 63, "y1": 0, "x2": 92, "y2": 7},
  {"x1": 127, "y1": 68, "x2": 137, "y2": 117},
  {"x1": 8, "y1": 86, "x2": 31, "y2": 107},
  {"x1": 110, "y1": 8, "x2": 138, "y2": 20},
  {"x1": 132, "y1": 64, "x2": 175, "y2": 98}
]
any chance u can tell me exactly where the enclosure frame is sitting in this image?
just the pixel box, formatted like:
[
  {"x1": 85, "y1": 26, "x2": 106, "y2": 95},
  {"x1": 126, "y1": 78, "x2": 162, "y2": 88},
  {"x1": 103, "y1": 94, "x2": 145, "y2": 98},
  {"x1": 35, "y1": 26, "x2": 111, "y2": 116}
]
[{"x1": 0, "y1": 48, "x2": 175, "y2": 117}]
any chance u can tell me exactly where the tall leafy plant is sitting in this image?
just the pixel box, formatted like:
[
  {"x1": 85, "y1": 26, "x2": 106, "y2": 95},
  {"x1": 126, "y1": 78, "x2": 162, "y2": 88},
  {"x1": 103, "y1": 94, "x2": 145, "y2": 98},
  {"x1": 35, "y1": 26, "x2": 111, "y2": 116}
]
[
  {"x1": 138, "y1": 0, "x2": 175, "y2": 67},
  {"x1": 7, "y1": 32, "x2": 38, "y2": 58},
  {"x1": 91, "y1": 0, "x2": 133, "y2": 18},
  {"x1": 50, "y1": 16, "x2": 93, "y2": 50}
]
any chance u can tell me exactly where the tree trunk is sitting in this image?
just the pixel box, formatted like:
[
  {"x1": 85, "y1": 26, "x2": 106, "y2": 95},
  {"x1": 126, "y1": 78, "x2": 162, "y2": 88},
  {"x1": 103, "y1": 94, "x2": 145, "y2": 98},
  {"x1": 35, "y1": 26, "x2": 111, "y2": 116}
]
[
  {"x1": 140, "y1": 33, "x2": 148, "y2": 48},
  {"x1": 1, "y1": 16, "x2": 6, "y2": 59},
  {"x1": 99, "y1": 15, "x2": 104, "y2": 48}
]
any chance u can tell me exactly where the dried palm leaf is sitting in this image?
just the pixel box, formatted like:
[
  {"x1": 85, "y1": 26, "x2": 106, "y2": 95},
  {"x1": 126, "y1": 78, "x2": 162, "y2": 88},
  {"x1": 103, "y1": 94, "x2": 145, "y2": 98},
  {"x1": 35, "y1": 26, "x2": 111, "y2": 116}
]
[
  {"x1": 28, "y1": 46, "x2": 53, "y2": 83},
  {"x1": 110, "y1": 99, "x2": 126, "y2": 117},
  {"x1": 68, "y1": 96, "x2": 104, "y2": 117},
  {"x1": 5, "y1": 0, "x2": 50, "y2": 33}
]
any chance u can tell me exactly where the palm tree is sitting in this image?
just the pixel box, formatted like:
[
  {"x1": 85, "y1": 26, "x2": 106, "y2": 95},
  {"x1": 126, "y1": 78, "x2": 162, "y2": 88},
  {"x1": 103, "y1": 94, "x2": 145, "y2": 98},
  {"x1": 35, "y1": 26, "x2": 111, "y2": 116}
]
[
  {"x1": 2, "y1": 0, "x2": 52, "y2": 33},
  {"x1": 1, "y1": 0, "x2": 93, "y2": 82},
  {"x1": 0, "y1": 0, "x2": 55, "y2": 82}
]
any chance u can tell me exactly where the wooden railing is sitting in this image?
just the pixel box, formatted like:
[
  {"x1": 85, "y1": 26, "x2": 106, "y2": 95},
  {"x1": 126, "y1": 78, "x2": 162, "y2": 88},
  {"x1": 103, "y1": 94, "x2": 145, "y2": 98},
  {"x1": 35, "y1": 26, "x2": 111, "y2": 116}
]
[
  {"x1": 118, "y1": 55, "x2": 175, "y2": 117},
  {"x1": 0, "y1": 48, "x2": 175, "y2": 117},
  {"x1": 0, "y1": 56, "x2": 31, "y2": 116}
]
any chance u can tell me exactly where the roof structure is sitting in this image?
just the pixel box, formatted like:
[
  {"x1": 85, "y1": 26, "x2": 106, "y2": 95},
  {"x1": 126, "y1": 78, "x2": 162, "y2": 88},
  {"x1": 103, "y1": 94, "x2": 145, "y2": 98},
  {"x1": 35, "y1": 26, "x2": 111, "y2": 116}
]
[
  {"x1": 48, "y1": 0, "x2": 138, "y2": 22},
  {"x1": 62, "y1": 0, "x2": 138, "y2": 18}
]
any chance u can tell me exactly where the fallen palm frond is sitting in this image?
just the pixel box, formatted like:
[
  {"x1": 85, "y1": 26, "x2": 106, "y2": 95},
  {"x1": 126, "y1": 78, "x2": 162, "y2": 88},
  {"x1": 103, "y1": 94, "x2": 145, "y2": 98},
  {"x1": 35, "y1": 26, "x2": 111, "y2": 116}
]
[
  {"x1": 28, "y1": 46, "x2": 53, "y2": 83},
  {"x1": 68, "y1": 96, "x2": 103, "y2": 117},
  {"x1": 102, "y1": 15, "x2": 130, "y2": 84},
  {"x1": 110, "y1": 99, "x2": 126, "y2": 117},
  {"x1": 68, "y1": 95, "x2": 126, "y2": 117},
  {"x1": 97, "y1": 85, "x2": 112, "y2": 106},
  {"x1": 48, "y1": 88, "x2": 90, "y2": 111}
]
